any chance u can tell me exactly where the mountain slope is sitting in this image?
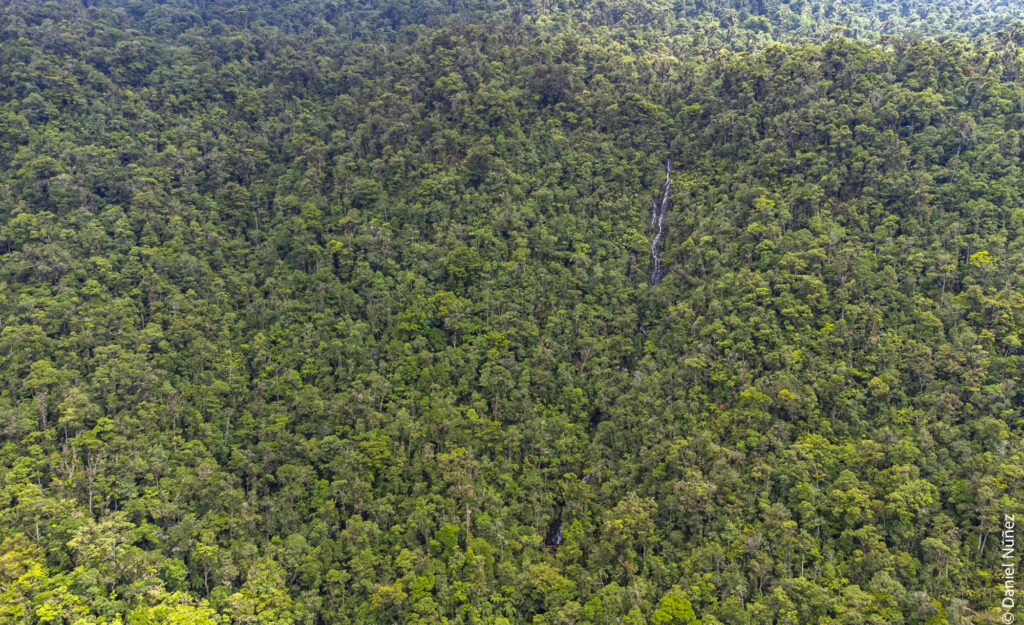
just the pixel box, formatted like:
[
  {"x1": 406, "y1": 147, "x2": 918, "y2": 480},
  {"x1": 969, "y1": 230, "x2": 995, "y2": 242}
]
[{"x1": 1, "y1": 1, "x2": 1023, "y2": 623}]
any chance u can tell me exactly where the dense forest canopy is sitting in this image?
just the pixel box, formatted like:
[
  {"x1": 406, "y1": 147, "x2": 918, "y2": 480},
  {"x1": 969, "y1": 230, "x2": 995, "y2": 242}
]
[{"x1": 2, "y1": 0, "x2": 1024, "y2": 623}]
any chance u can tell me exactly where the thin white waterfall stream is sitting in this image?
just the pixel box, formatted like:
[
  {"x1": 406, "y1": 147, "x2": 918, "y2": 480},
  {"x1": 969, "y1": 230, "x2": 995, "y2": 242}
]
[{"x1": 649, "y1": 158, "x2": 671, "y2": 285}]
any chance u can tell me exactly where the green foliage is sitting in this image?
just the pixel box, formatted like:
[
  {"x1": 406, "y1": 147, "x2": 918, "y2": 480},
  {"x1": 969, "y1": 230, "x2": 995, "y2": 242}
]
[{"x1": 0, "y1": 0, "x2": 1022, "y2": 623}]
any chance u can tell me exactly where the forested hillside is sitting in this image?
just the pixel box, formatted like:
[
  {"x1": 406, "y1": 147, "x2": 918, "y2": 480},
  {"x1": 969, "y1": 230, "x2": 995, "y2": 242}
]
[{"x1": 2, "y1": 0, "x2": 1024, "y2": 623}]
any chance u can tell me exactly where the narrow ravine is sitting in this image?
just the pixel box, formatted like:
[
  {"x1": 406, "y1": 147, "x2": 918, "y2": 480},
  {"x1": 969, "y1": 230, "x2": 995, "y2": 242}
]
[
  {"x1": 546, "y1": 516, "x2": 564, "y2": 546},
  {"x1": 649, "y1": 158, "x2": 671, "y2": 285}
]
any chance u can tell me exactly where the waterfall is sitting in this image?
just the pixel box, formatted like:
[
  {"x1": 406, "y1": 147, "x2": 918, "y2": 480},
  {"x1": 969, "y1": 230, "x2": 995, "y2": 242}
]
[
  {"x1": 649, "y1": 158, "x2": 671, "y2": 285},
  {"x1": 545, "y1": 514, "x2": 564, "y2": 547}
]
